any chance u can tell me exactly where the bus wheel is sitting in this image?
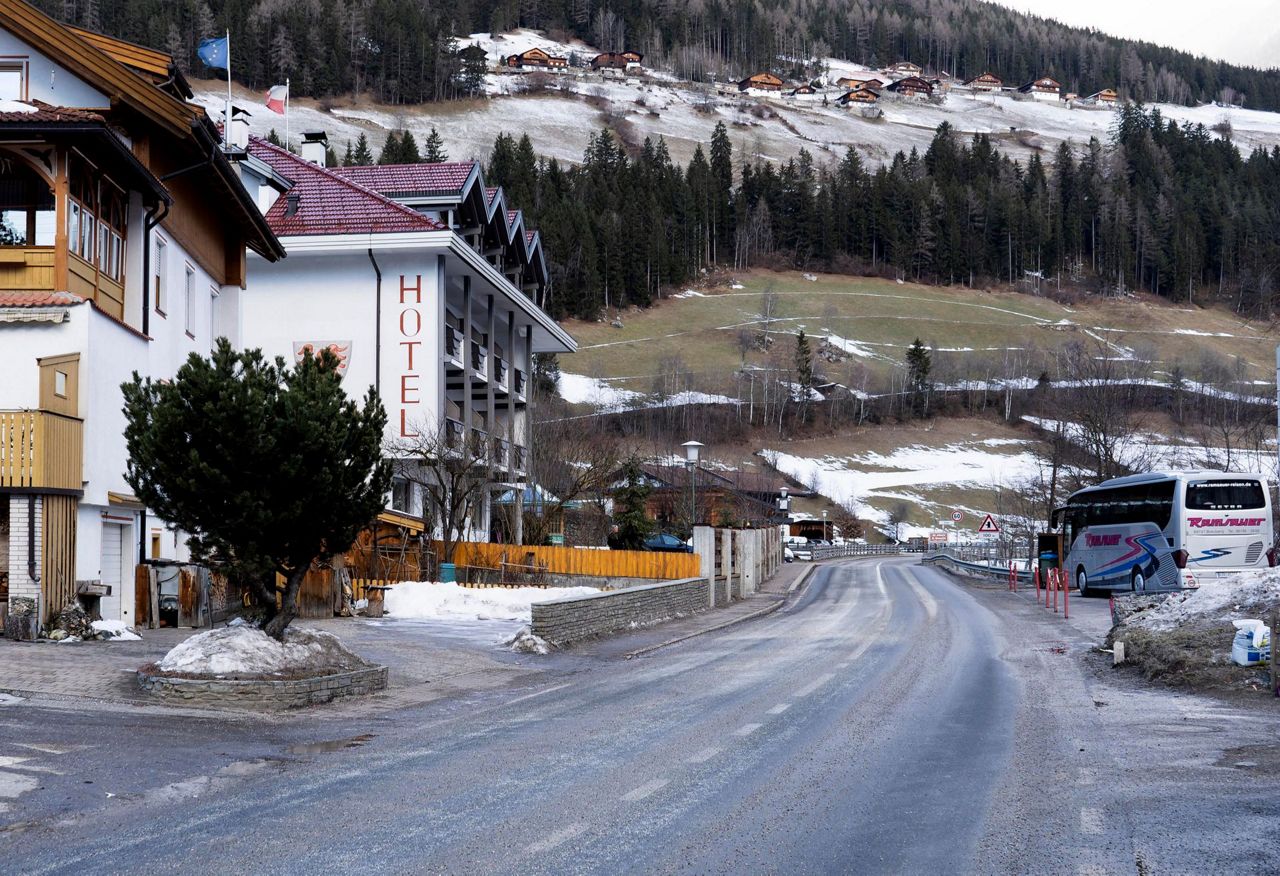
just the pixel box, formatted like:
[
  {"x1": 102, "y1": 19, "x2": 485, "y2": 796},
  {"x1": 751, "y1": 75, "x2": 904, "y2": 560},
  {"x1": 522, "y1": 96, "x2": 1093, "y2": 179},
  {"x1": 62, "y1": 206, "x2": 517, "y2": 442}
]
[
  {"x1": 1077, "y1": 568, "x2": 1090, "y2": 597},
  {"x1": 1131, "y1": 568, "x2": 1146, "y2": 593}
]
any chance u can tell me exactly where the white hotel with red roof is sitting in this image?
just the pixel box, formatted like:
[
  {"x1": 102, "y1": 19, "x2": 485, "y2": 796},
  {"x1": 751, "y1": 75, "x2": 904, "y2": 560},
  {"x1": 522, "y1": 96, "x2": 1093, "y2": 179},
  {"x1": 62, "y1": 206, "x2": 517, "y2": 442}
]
[
  {"x1": 0, "y1": 1, "x2": 573, "y2": 629},
  {"x1": 229, "y1": 125, "x2": 576, "y2": 541}
]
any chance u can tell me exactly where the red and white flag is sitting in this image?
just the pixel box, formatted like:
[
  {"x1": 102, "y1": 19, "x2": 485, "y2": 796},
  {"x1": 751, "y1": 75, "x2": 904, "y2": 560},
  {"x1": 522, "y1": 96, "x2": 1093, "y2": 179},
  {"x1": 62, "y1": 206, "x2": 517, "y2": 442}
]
[{"x1": 265, "y1": 83, "x2": 288, "y2": 114}]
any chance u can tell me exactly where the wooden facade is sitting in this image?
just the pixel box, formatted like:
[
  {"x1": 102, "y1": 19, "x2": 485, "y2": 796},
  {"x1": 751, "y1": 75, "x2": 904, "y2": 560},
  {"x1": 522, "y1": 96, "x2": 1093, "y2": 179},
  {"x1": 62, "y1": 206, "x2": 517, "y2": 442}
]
[
  {"x1": 1019, "y1": 77, "x2": 1061, "y2": 96},
  {"x1": 505, "y1": 48, "x2": 568, "y2": 69},
  {"x1": 0, "y1": 410, "x2": 83, "y2": 491},
  {"x1": 886, "y1": 76, "x2": 933, "y2": 98},
  {"x1": 836, "y1": 76, "x2": 883, "y2": 90},
  {"x1": 838, "y1": 87, "x2": 880, "y2": 105},
  {"x1": 887, "y1": 61, "x2": 922, "y2": 77},
  {"x1": 591, "y1": 51, "x2": 643, "y2": 70},
  {"x1": 965, "y1": 72, "x2": 1003, "y2": 92},
  {"x1": 738, "y1": 72, "x2": 784, "y2": 92},
  {"x1": 39, "y1": 493, "x2": 76, "y2": 622},
  {"x1": 1087, "y1": 88, "x2": 1118, "y2": 104}
]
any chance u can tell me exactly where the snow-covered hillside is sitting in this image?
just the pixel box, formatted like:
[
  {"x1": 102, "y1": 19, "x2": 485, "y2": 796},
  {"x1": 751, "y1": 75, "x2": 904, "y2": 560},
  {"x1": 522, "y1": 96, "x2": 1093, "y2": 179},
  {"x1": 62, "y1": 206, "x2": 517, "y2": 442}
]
[{"x1": 192, "y1": 29, "x2": 1280, "y2": 171}]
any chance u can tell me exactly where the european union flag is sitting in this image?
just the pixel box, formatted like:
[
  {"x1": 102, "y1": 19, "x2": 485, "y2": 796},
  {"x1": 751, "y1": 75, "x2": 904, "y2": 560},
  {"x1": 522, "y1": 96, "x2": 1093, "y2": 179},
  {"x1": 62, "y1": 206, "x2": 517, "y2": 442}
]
[{"x1": 197, "y1": 36, "x2": 229, "y2": 71}]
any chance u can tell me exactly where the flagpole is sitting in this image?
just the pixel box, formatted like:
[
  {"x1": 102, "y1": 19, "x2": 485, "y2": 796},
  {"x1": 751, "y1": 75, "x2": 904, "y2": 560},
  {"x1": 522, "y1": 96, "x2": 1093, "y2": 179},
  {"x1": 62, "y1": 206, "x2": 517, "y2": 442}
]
[
  {"x1": 285, "y1": 78, "x2": 290, "y2": 154},
  {"x1": 224, "y1": 28, "x2": 232, "y2": 148}
]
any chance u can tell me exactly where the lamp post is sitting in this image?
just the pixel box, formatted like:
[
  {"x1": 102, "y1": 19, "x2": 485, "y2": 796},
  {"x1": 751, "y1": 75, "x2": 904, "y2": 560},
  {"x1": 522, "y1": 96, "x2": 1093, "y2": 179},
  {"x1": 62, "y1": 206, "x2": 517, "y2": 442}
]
[
  {"x1": 822, "y1": 508, "x2": 829, "y2": 541},
  {"x1": 778, "y1": 486, "x2": 790, "y2": 518},
  {"x1": 682, "y1": 440, "x2": 704, "y2": 531}
]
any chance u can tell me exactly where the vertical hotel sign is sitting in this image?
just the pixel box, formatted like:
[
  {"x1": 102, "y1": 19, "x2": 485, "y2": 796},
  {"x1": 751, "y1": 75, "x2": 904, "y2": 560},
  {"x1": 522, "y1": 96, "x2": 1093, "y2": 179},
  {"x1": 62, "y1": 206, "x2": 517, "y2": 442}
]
[{"x1": 398, "y1": 273, "x2": 423, "y2": 437}]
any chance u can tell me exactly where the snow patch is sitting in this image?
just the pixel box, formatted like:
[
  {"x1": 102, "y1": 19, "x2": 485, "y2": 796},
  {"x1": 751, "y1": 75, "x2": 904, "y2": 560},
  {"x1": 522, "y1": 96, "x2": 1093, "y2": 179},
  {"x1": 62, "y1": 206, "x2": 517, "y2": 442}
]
[
  {"x1": 384, "y1": 581, "x2": 600, "y2": 623},
  {"x1": 91, "y1": 619, "x2": 141, "y2": 641},
  {"x1": 1125, "y1": 569, "x2": 1280, "y2": 632},
  {"x1": 157, "y1": 624, "x2": 370, "y2": 677}
]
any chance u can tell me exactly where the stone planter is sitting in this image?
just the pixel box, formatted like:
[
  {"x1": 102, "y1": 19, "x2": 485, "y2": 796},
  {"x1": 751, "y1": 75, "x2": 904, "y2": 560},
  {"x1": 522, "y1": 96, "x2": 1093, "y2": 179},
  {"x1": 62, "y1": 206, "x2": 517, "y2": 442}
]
[{"x1": 136, "y1": 664, "x2": 388, "y2": 710}]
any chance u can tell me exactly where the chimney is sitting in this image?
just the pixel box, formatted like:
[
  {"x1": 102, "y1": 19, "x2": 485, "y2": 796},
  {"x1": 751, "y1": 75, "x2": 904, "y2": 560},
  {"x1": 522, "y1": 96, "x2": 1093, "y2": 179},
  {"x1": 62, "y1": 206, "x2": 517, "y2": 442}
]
[
  {"x1": 285, "y1": 192, "x2": 301, "y2": 217},
  {"x1": 300, "y1": 130, "x2": 328, "y2": 166},
  {"x1": 229, "y1": 106, "x2": 250, "y2": 149}
]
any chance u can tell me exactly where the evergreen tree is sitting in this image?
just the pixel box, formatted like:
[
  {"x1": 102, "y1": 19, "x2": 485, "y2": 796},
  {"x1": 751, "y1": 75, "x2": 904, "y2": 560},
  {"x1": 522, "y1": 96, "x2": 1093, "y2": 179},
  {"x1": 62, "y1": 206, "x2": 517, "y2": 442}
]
[
  {"x1": 398, "y1": 130, "x2": 421, "y2": 163},
  {"x1": 341, "y1": 139, "x2": 354, "y2": 166},
  {"x1": 612, "y1": 455, "x2": 654, "y2": 549},
  {"x1": 121, "y1": 342, "x2": 391, "y2": 641},
  {"x1": 378, "y1": 131, "x2": 402, "y2": 164},
  {"x1": 423, "y1": 127, "x2": 448, "y2": 163},
  {"x1": 905, "y1": 338, "x2": 933, "y2": 418},
  {"x1": 794, "y1": 329, "x2": 814, "y2": 423},
  {"x1": 266, "y1": 128, "x2": 282, "y2": 147},
  {"x1": 352, "y1": 132, "x2": 374, "y2": 166}
]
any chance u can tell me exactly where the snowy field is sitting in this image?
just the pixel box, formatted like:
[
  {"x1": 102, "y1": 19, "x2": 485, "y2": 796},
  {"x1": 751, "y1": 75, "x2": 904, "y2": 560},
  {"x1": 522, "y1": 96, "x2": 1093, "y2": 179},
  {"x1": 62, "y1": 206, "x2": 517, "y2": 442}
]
[
  {"x1": 192, "y1": 29, "x2": 1280, "y2": 173},
  {"x1": 762, "y1": 440, "x2": 1042, "y2": 538}
]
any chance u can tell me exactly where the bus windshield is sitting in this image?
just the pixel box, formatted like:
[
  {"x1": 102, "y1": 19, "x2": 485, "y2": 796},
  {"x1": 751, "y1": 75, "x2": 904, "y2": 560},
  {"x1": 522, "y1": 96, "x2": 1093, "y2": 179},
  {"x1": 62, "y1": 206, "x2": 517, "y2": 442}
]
[{"x1": 1186, "y1": 480, "x2": 1265, "y2": 511}]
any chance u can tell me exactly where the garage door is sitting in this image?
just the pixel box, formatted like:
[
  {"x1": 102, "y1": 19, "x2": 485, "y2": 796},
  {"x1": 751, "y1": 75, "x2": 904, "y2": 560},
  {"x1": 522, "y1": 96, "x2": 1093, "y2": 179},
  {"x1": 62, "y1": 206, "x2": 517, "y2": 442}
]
[{"x1": 100, "y1": 522, "x2": 124, "y2": 621}]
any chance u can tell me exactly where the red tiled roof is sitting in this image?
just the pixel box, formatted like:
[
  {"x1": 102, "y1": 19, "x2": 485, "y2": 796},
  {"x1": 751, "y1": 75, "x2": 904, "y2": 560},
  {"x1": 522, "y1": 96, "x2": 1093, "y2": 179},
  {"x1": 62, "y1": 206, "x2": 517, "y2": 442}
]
[
  {"x1": 330, "y1": 162, "x2": 476, "y2": 196},
  {"x1": 0, "y1": 290, "x2": 85, "y2": 307},
  {"x1": 0, "y1": 100, "x2": 105, "y2": 124},
  {"x1": 485, "y1": 186, "x2": 499, "y2": 207},
  {"x1": 525, "y1": 230, "x2": 535, "y2": 245},
  {"x1": 246, "y1": 138, "x2": 446, "y2": 236}
]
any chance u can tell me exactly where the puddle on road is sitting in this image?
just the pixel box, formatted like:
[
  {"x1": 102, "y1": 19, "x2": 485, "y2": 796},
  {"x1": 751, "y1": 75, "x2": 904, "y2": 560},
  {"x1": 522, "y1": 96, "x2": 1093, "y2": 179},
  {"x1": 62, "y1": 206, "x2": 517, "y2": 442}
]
[
  {"x1": 286, "y1": 733, "x2": 376, "y2": 755},
  {"x1": 1217, "y1": 744, "x2": 1280, "y2": 774}
]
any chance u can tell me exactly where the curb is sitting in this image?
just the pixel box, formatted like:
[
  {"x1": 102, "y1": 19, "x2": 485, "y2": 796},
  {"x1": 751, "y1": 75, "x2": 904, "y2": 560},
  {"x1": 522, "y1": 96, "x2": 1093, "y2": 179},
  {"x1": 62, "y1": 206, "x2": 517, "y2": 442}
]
[{"x1": 624, "y1": 597, "x2": 786, "y2": 659}]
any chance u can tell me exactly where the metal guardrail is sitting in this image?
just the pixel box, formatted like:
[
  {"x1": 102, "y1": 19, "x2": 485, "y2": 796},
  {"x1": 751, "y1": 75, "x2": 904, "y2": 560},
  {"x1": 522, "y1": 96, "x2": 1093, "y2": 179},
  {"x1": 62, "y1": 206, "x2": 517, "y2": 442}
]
[
  {"x1": 922, "y1": 550, "x2": 1034, "y2": 584},
  {"x1": 808, "y1": 543, "x2": 904, "y2": 561}
]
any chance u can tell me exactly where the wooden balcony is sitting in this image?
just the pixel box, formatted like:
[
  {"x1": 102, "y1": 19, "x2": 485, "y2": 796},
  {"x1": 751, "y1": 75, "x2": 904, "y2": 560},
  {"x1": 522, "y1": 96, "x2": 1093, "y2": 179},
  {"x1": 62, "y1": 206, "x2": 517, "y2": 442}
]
[
  {"x1": 0, "y1": 247, "x2": 56, "y2": 292},
  {"x1": 0, "y1": 410, "x2": 84, "y2": 492}
]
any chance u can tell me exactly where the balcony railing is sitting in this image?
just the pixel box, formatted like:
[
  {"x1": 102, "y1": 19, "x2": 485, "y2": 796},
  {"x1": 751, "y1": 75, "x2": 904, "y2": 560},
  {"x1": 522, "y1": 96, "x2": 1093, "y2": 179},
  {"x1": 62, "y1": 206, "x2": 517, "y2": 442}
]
[
  {"x1": 471, "y1": 343, "x2": 488, "y2": 376},
  {"x1": 513, "y1": 444, "x2": 527, "y2": 473},
  {"x1": 494, "y1": 437, "x2": 510, "y2": 468},
  {"x1": 0, "y1": 410, "x2": 83, "y2": 491},
  {"x1": 444, "y1": 417, "x2": 465, "y2": 448},
  {"x1": 471, "y1": 427, "x2": 489, "y2": 463},
  {"x1": 513, "y1": 369, "x2": 527, "y2": 398},
  {"x1": 444, "y1": 326, "x2": 463, "y2": 362},
  {"x1": 494, "y1": 357, "x2": 508, "y2": 389}
]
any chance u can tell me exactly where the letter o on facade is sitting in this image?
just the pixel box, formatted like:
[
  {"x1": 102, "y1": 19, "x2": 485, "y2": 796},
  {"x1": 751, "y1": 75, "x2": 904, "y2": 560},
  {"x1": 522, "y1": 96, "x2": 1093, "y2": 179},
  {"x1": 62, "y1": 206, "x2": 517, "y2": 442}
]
[{"x1": 399, "y1": 309, "x2": 422, "y2": 337}]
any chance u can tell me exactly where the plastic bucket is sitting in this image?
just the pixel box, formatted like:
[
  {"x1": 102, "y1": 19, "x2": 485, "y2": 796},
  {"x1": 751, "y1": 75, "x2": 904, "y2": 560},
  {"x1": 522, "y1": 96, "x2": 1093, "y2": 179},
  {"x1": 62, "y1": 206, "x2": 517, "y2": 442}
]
[{"x1": 439, "y1": 563, "x2": 456, "y2": 583}]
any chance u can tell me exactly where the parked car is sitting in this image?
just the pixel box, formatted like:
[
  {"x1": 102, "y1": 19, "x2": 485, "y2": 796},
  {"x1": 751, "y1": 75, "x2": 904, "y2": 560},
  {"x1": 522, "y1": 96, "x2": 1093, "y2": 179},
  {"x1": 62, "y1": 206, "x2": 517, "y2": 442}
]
[
  {"x1": 644, "y1": 532, "x2": 693, "y2": 553},
  {"x1": 792, "y1": 544, "x2": 814, "y2": 562},
  {"x1": 783, "y1": 544, "x2": 795, "y2": 563}
]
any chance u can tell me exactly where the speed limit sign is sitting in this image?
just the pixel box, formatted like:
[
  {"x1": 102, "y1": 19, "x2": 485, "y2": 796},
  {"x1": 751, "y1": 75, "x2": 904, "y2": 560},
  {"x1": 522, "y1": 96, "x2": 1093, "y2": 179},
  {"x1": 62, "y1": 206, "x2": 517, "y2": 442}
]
[{"x1": 951, "y1": 510, "x2": 963, "y2": 522}]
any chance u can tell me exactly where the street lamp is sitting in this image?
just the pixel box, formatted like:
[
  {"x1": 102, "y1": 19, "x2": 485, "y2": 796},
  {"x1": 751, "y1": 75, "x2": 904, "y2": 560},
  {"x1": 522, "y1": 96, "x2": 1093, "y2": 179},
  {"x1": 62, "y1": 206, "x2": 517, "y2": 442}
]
[
  {"x1": 822, "y1": 508, "x2": 829, "y2": 541},
  {"x1": 778, "y1": 486, "x2": 790, "y2": 516},
  {"x1": 682, "y1": 441, "x2": 704, "y2": 529}
]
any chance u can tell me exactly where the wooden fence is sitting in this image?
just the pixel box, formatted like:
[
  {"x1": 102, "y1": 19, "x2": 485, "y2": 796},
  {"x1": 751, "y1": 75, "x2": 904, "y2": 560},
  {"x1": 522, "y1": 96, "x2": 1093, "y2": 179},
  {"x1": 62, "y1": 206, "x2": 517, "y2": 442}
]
[{"x1": 440, "y1": 541, "x2": 700, "y2": 582}]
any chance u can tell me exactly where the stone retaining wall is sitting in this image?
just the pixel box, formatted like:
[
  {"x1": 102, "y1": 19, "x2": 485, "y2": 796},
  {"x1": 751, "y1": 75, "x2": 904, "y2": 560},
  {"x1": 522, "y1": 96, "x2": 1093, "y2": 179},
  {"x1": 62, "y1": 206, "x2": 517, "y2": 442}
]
[
  {"x1": 136, "y1": 665, "x2": 388, "y2": 710},
  {"x1": 531, "y1": 577, "x2": 711, "y2": 646}
]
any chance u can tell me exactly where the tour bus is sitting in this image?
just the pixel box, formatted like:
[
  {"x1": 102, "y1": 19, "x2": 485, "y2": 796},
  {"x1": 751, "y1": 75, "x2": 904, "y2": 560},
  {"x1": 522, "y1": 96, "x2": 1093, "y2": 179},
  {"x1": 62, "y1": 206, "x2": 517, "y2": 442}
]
[{"x1": 1054, "y1": 471, "x2": 1276, "y2": 594}]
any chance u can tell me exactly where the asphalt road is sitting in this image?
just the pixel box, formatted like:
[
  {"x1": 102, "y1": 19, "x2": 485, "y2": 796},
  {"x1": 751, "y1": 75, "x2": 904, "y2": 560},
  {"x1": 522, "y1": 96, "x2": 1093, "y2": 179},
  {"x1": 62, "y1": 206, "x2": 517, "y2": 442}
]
[{"x1": 3, "y1": 557, "x2": 1279, "y2": 874}]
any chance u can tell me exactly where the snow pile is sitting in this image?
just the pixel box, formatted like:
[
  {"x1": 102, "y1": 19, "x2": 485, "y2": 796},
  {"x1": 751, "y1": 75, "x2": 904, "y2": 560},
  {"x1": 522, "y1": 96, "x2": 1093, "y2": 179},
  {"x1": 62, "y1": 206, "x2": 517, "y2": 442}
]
[
  {"x1": 557, "y1": 372, "x2": 642, "y2": 409},
  {"x1": 672, "y1": 289, "x2": 706, "y2": 299},
  {"x1": 506, "y1": 626, "x2": 554, "y2": 654},
  {"x1": 384, "y1": 581, "x2": 600, "y2": 623},
  {"x1": 1125, "y1": 569, "x2": 1280, "y2": 633},
  {"x1": 156, "y1": 623, "x2": 371, "y2": 677},
  {"x1": 91, "y1": 619, "x2": 141, "y2": 641}
]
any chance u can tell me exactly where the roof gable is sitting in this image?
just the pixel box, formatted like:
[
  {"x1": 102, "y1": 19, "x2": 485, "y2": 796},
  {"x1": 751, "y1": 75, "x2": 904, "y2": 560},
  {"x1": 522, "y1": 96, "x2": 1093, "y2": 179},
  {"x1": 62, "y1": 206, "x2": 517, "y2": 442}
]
[
  {"x1": 247, "y1": 138, "x2": 446, "y2": 236},
  {"x1": 331, "y1": 161, "x2": 479, "y2": 198}
]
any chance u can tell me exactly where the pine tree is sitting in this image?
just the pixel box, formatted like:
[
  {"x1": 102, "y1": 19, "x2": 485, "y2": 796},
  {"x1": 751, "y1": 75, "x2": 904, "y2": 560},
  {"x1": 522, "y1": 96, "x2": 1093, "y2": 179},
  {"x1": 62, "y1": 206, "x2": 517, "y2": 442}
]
[
  {"x1": 266, "y1": 128, "x2": 282, "y2": 147},
  {"x1": 342, "y1": 140, "x2": 354, "y2": 166},
  {"x1": 378, "y1": 131, "x2": 402, "y2": 164},
  {"x1": 612, "y1": 455, "x2": 654, "y2": 549},
  {"x1": 794, "y1": 329, "x2": 814, "y2": 423},
  {"x1": 423, "y1": 127, "x2": 448, "y2": 163},
  {"x1": 121, "y1": 342, "x2": 391, "y2": 641},
  {"x1": 352, "y1": 132, "x2": 374, "y2": 166},
  {"x1": 398, "y1": 130, "x2": 421, "y2": 163},
  {"x1": 905, "y1": 338, "x2": 932, "y2": 418}
]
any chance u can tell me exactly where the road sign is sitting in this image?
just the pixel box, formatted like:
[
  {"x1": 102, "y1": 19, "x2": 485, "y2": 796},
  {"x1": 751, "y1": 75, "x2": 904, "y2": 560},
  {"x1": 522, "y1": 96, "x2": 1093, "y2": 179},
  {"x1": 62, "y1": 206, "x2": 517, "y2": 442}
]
[
  {"x1": 951, "y1": 510, "x2": 963, "y2": 522},
  {"x1": 978, "y1": 514, "x2": 1001, "y2": 534},
  {"x1": 928, "y1": 531, "x2": 947, "y2": 544}
]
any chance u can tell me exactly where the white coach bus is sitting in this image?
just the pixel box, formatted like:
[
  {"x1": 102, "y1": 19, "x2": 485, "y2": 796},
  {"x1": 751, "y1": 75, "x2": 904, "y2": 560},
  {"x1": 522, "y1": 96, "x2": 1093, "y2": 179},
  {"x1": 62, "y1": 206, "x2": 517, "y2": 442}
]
[{"x1": 1054, "y1": 471, "x2": 1276, "y2": 595}]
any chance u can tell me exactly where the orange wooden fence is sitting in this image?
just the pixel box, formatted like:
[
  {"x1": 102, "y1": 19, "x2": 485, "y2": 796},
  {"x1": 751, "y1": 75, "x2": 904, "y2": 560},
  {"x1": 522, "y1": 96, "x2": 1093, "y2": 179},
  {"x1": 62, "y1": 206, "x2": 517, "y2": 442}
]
[{"x1": 438, "y1": 541, "x2": 699, "y2": 581}]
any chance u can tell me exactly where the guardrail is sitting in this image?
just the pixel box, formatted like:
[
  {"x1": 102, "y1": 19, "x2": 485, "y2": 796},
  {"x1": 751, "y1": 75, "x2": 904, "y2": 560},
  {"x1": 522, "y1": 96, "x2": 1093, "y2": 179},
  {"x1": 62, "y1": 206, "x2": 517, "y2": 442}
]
[
  {"x1": 922, "y1": 550, "x2": 1034, "y2": 584},
  {"x1": 808, "y1": 543, "x2": 904, "y2": 561}
]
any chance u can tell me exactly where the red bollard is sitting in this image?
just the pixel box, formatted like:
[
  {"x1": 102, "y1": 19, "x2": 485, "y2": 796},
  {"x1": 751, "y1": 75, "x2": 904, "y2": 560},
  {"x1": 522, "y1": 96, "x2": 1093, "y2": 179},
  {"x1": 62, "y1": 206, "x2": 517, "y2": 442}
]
[
  {"x1": 1053, "y1": 571, "x2": 1059, "y2": 613},
  {"x1": 1063, "y1": 575, "x2": 1069, "y2": 619},
  {"x1": 1034, "y1": 566, "x2": 1041, "y2": 600}
]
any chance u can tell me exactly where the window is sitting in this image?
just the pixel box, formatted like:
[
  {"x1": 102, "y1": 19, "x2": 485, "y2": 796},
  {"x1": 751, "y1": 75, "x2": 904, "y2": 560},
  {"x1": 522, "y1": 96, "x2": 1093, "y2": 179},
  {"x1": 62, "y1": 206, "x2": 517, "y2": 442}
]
[
  {"x1": 184, "y1": 266, "x2": 194, "y2": 336},
  {"x1": 0, "y1": 160, "x2": 54, "y2": 246},
  {"x1": 1186, "y1": 480, "x2": 1265, "y2": 511},
  {"x1": 0, "y1": 64, "x2": 24, "y2": 101},
  {"x1": 391, "y1": 477, "x2": 411, "y2": 512},
  {"x1": 153, "y1": 238, "x2": 166, "y2": 314},
  {"x1": 150, "y1": 533, "x2": 161, "y2": 559},
  {"x1": 54, "y1": 370, "x2": 67, "y2": 398}
]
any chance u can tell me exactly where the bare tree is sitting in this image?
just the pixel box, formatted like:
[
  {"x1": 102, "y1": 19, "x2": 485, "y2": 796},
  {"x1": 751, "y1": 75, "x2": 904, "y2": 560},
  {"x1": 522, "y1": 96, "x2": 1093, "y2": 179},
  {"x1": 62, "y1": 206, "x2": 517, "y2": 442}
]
[
  {"x1": 516, "y1": 415, "x2": 626, "y2": 546},
  {"x1": 389, "y1": 421, "x2": 492, "y2": 575}
]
